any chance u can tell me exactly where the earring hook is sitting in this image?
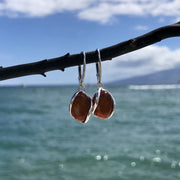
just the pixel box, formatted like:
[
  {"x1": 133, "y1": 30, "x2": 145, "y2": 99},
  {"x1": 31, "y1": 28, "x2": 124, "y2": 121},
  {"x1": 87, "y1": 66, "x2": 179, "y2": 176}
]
[
  {"x1": 78, "y1": 51, "x2": 86, "y2": 91},
  {"x1": 96, "y1": 49, "x2": 104, "y2": 88}
]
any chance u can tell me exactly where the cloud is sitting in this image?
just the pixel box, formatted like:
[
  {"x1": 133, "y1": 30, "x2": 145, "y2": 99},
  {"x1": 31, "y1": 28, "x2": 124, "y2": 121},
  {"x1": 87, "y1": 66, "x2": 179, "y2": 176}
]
[
  {"x1": 0, "y1": 0, "x2": 180, "y2": 23},
  {"x1": 134, "y1": 25, "x2": 149, "y2": 31},
  {"x1": 90, "y1": 45, "x2": 180, "y2": 83},
  {"x1": 78, "y1": 2, "x2": 144, "y2": 24},
  {"x1": 176, "y1": 17, "x2": 180, "y2": 22},
  {"x1": 79, "y1": 0, "x2": 180, "y2": 24},
  {"x1": 0, "y1": 0, "x2": 92, "y2": 17}
]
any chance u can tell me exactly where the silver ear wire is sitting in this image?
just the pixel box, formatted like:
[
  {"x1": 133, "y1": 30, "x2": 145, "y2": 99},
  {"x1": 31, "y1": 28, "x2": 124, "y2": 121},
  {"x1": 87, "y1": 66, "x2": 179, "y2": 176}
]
[
  {"x1": 78, "y1": 51, "x2": 86, "y2": 91},
  {"x1": 96, "y1": 49, "x2": 104, "y2": 88}
]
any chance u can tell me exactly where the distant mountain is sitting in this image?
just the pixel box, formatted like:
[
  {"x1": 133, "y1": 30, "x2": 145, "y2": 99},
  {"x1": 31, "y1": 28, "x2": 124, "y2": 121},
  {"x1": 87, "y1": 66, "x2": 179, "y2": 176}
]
[{"x1": 110, "y1": 67, "x2": 180, "y2": 85}]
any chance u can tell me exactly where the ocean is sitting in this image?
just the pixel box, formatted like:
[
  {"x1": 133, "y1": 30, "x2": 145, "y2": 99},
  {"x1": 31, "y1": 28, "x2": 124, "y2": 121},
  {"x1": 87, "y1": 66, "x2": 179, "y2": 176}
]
[{"x1": 0, "y1": 85, "x2": 180, "y2": 180}]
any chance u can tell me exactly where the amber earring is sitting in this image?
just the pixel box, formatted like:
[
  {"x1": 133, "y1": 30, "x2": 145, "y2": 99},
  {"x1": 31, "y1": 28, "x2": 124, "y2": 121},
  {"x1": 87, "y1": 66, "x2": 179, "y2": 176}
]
[
  {"x1": 69, "y1": 52, "x2": 91, "y2": 123},
  {"x1": 92, "y1": 49, "x2": 115, "y2": 119}
]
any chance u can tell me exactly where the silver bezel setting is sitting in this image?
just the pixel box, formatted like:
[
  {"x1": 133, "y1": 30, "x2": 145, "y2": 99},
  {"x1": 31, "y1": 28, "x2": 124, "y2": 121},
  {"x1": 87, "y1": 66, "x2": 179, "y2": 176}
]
[{"x1": 91, "y1": 87, "x2": 102, "y2": 114}]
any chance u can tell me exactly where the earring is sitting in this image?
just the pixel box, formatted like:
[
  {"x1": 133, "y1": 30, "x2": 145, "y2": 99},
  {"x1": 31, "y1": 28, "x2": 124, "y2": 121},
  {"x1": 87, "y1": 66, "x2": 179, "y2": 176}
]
[
  {"x1": 69, "y1": 52, "x2": 92, "y2": 123},
  {"x1": 92, "y1": 49, "x2": 115, "y2": 119}
]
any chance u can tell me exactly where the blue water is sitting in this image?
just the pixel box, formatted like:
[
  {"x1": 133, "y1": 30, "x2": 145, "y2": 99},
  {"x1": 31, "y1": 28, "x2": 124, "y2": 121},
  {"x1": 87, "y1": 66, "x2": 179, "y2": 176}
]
[{"x1": 0, "y1": 86, "x2": 180, "y2": 180}]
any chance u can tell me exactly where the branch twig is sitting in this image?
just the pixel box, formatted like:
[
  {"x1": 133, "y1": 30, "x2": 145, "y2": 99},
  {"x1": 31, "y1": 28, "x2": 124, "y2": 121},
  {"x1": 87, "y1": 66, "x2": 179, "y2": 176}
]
[{"x1": 0, "y1": 22, "x2": 180, "y2": 81}]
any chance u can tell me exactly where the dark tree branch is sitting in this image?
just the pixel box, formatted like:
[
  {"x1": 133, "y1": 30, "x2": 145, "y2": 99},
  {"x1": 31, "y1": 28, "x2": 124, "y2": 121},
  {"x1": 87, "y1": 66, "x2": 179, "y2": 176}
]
[{"x1": 0, "y1": 22, "x2": 180, "y2": 81}]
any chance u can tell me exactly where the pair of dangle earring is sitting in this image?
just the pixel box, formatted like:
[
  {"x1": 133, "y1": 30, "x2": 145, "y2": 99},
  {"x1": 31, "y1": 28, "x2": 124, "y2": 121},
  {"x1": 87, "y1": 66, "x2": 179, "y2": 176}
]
[{"x1": 69, "y1": 50, "x2": 115, "y2": 123}]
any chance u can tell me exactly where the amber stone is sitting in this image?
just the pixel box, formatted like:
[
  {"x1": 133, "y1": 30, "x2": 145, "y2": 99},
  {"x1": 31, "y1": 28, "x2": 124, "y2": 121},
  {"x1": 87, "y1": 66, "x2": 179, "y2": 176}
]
[
  {"x1": 92, "y1": 89, "x2": 114, "y2": 119},
  {"x1": 70, "y1": 91, "x2": 91, "y2": 123}
]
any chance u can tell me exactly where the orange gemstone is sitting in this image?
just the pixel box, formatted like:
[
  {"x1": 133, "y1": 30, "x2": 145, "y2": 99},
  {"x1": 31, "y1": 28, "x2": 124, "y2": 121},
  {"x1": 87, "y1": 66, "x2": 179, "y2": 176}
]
[
  {"x1": 92, "y1": 88, "x2": 115, "y2": 119},
  {"x1": 70, "y1": 91, "x2": 91, "y2": 123}
]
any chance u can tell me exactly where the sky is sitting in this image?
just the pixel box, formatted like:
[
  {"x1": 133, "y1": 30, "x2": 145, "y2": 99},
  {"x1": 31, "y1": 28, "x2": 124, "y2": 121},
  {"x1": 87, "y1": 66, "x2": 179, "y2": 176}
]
[{"x1": 0, "y1": 0, "x2": 180, "y2": 85}]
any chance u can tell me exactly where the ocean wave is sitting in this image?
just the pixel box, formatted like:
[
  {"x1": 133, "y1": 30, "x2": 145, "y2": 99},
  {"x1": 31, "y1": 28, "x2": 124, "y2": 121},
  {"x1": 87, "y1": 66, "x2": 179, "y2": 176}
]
[{"x1": 128, "y1": 84, "x2": 180, "y2": 90}]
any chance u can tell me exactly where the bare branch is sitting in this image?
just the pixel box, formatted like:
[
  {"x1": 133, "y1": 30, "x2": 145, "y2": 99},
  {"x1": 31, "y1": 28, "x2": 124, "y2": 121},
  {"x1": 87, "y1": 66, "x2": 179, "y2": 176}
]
[{"x1": 0, "y1": 22, "x2": 180, "y2": 81}]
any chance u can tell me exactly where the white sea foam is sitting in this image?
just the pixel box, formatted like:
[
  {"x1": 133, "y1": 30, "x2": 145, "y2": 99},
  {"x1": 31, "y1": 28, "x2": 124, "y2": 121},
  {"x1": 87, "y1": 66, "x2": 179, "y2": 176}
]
[
  {"x1": 128, "y1": 84, "x2": 180, "y2": 90},
  {"x1": 131, "y1": 162, "x2": 136, "y2": 167},
  {"x1": 95, "y1": 155, "x2": 102, "y2": 161},
  {"x1": 155, "y1": 149, "x2": 161, "y2": 155},
  {"x1": 152, "y1": 157, "x2": 161, "y2": 163},
  {"x1": 139, "y1": 156, "x2": 145, "y2": 161},
  {"x1": 171, "y1": 161, "x2": 177, "y2": 168}
]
